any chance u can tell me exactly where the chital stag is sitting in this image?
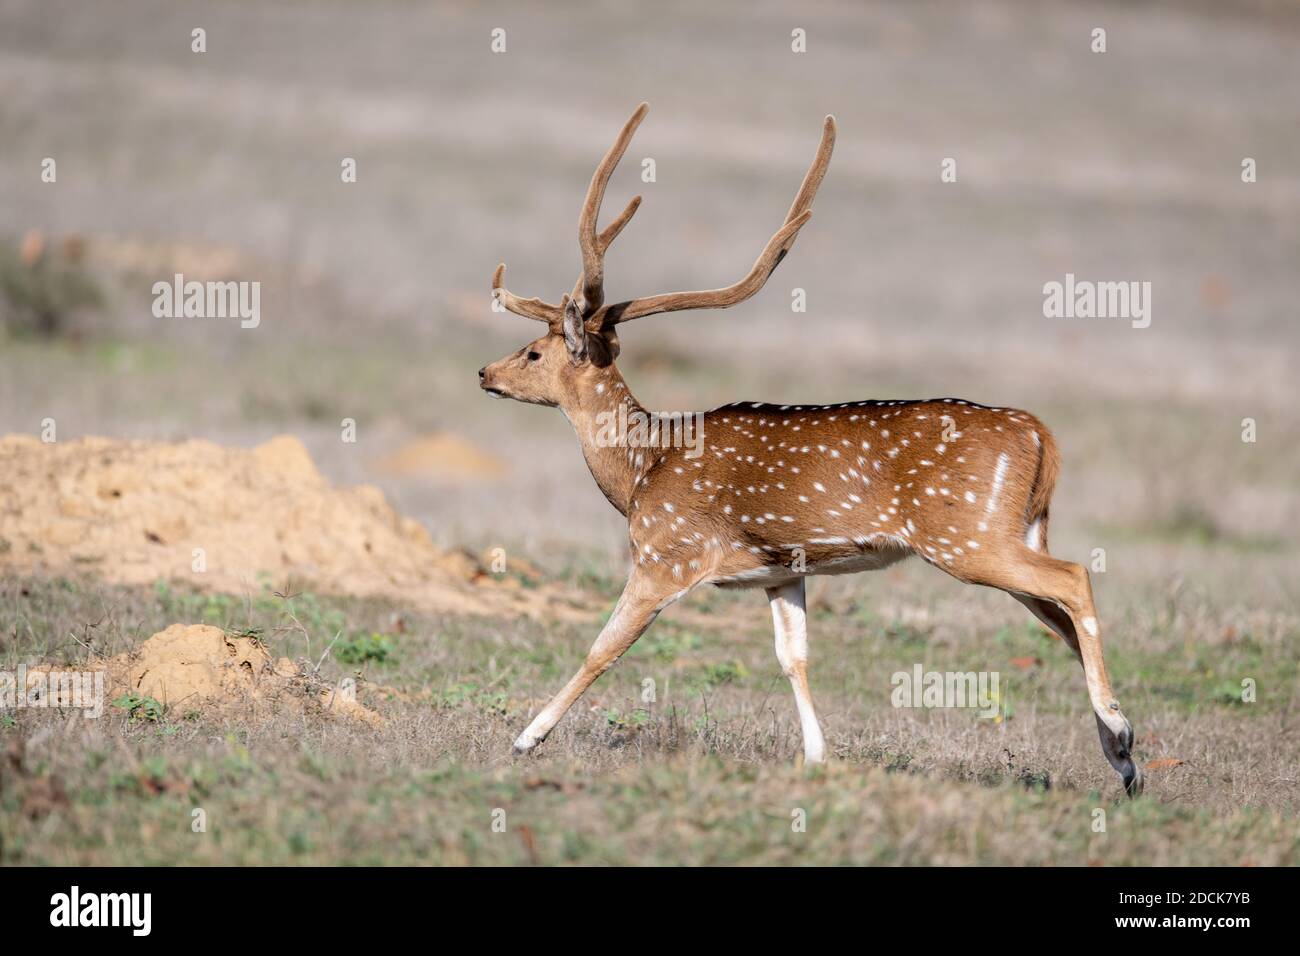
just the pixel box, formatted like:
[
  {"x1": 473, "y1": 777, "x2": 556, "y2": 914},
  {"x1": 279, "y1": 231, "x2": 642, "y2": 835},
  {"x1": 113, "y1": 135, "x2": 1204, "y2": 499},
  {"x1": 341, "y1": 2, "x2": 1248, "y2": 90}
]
[{"x1": 479, "y1": 103, "x2": 1142, "y2": 796}]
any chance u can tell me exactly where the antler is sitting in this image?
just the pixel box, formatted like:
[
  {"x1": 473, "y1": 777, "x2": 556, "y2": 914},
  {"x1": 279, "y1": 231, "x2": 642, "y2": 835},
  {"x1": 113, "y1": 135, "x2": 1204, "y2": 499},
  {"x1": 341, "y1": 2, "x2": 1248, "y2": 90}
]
[
  {"x1": 589, "y1": 114, "x2": 836, "y2": 328},
  {"x1": 492, "y1": 103, "x2": 648, "y2": 326},
  {"x1": 569, "y1": 194, "x2": 641, "y2": 306},
  {"x1": 575, "y1": 102, "x2": 649, "y2": 316},
  {"x1": 492, "y1": 263, "x2": 562, "y2": 325},
  {"x1": 491, "y1": 107, "x2": 835, "y2": 333}
]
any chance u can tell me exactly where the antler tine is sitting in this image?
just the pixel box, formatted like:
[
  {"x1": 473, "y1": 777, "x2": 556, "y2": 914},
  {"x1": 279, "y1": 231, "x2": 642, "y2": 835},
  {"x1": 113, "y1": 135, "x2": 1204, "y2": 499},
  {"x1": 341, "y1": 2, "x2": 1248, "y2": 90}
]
[
  {"x1": 578, "y1": 102, "x2": 649, "y2": 317},
  {"x1": 592, "y1": 115, "x2": 836, "y2": 328},
  {"x1": 780, "y1": 115, "x2": 836, "y2": 252},
  {"x1": 569, "y1": 194, "x2": 642, "y2": 303},
  {"x1": 492, "y1": 263, "x2": 563, "y2": 324},
  {"x1": 592, "y1": 211, "x2": 811, "y2": 326}
]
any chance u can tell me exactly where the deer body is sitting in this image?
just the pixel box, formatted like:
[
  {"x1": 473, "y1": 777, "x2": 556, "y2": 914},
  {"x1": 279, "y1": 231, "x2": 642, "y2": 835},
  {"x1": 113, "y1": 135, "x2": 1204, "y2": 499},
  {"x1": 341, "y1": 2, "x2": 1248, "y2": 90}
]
[
  {"x1": 624, "y1": 398, "x2": 1050, "y2": 590},
  {"x1": 480, "y1": 104, "x2": 1142, "y2": 796}
]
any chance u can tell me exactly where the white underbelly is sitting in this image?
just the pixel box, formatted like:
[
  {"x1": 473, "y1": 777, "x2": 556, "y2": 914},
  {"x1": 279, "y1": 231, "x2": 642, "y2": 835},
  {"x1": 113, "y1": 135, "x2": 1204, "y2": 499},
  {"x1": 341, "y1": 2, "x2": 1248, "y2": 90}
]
[
  {"x1": 709, "y1": 542, "x2": 912, "y2": 590},
  {"x1": 809, "y1": 545, "x2": 912, "y2": 575}
]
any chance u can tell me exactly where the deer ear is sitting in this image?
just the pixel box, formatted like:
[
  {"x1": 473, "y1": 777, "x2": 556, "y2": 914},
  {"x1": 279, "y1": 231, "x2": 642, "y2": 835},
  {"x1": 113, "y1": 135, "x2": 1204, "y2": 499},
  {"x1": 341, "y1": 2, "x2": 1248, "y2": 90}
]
[{"x1": 562, "y1": 297, "x2": 588, "y2": 363}]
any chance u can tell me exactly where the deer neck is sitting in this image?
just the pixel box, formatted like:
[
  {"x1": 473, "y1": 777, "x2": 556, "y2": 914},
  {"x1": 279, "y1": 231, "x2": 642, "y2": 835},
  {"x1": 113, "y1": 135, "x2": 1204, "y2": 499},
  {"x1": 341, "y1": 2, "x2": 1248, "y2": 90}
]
[{"x1": 559, "y1": 364, "x2": 649, "y2": 517}]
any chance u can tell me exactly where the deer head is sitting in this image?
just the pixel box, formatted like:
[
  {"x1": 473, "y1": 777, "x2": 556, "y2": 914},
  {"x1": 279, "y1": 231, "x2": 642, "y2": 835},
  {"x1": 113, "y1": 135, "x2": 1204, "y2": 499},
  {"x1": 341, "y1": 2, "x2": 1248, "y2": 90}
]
[{"x1": 478, "y1": 102, "x2": 836, "y2": 408}]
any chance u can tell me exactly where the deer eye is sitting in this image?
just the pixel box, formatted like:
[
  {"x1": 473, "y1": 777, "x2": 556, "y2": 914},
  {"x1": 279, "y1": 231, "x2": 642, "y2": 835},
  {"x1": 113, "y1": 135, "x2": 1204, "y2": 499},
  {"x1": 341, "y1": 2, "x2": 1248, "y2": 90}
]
[{"x1": 527, "y1": 350, "x2": 542, "y2": 362}]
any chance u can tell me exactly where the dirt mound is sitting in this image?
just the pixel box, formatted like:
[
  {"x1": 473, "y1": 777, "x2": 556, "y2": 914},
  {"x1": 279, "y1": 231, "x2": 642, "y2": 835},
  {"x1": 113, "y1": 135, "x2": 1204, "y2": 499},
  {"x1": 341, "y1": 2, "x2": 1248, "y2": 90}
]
[
  {"x1": 127, "y1": 623, "x2": 274, "y2": 706},
  {"x1": 0, "y1": 434, "x2": 582, "y2": 619},
  {"x1": 100, "y1": 624, "x2": 382, "y2": 724},
  {"x1": 69, "y1": 231, "x2": 252, "y2": 282},
  {"x1": 373, "y1": 432, "x2": 506, "y2": 480}
]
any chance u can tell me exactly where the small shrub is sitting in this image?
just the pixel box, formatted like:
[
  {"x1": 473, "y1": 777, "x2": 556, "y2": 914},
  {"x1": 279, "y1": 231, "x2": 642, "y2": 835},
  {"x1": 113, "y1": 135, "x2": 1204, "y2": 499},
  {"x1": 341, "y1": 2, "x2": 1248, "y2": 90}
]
[
  {"x1": 335, "y1": 631, "x2": 396, "y2": 665},
  {"x1": 0, "y1": 236, "x2": 104, "y2": 337},
  {"x1": 112, "y1": 692, "x2": 164, "y2": 723}
]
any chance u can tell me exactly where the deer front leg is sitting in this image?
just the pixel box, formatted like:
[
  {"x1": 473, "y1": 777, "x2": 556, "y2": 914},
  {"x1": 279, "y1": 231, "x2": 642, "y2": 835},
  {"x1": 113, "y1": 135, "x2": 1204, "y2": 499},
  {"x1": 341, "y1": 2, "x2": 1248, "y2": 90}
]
[
  {"x1": 766, "y1": 579, "x2": 826, "y2": 764},
  {"x1": 512, "y1": 572, "x2": 679, "y2": 755}
]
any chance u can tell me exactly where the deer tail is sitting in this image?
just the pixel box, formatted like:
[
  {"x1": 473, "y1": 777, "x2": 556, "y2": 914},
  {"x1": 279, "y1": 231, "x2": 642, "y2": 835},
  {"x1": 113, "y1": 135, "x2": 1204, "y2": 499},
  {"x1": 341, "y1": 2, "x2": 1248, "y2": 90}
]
[{"x1": 1026, "y1": 425, "x2": 1061, "y2": 552}]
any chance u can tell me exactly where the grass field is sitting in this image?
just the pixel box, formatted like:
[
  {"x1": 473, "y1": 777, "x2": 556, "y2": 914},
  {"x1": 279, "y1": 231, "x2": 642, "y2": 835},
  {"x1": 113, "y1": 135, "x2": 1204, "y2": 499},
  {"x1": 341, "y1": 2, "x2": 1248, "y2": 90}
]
[{"x1": 3, "y1": 553, "x2": 1296, "y2": 865}]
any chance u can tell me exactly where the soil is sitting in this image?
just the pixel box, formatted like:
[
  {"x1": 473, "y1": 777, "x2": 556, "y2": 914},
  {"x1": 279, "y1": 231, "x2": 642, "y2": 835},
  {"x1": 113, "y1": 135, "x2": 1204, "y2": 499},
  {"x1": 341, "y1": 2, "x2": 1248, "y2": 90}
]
[{"x1": 0, "y1": 433, "x2": 582, "y2": 619}]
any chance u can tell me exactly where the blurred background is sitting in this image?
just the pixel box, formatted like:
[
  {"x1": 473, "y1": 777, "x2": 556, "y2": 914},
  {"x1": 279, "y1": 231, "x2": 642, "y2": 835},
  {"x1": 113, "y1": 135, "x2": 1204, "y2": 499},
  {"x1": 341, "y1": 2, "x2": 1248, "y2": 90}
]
[{"x1": 2, "y1": 0, "x2": 1297, "y2": 594}]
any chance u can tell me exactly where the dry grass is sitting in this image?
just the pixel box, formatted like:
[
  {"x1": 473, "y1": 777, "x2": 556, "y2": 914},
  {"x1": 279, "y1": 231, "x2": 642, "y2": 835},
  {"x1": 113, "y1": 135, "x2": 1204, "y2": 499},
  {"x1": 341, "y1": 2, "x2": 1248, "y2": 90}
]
[{"x1": 2, "y1": 567, "x2": 1296, "y2": 866}]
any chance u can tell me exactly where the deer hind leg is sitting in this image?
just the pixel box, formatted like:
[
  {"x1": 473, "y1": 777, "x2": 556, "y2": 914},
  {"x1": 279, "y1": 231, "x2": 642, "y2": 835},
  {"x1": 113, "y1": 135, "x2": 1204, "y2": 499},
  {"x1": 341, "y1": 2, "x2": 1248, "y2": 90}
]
[
  {"x1": 959, "y1": 547, "x2": 1142, "y2": 797},
  {"x1": 1013, "y1": 591, "x2": 1142, "y2": 795},
  {"x1": 766, "y1": 579, "x2": 826, "y2": 764},
  {"x1": 1013, "y1": 594, "x2": 1081, "y2": 663},
  {"x1": 512, "y1": 572, "x2": 680, "y2": 755}
]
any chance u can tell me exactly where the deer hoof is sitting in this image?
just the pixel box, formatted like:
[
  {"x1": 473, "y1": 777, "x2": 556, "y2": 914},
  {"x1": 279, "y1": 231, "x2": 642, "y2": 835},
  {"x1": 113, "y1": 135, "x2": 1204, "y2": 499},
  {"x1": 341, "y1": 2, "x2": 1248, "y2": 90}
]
[
  {"x1": 1095, "y1": 711, "x2": 1142, "y2": 798},
  {"x1": 1123, "y1": 760, "x2": 1144, "y2": 798}
]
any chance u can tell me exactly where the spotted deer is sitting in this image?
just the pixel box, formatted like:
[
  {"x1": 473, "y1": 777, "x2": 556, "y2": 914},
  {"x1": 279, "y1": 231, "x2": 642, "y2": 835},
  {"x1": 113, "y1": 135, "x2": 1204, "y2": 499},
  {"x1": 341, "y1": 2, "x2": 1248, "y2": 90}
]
[{"x1": 479, "y1": 103, "x2": 1142, "y2": 796}]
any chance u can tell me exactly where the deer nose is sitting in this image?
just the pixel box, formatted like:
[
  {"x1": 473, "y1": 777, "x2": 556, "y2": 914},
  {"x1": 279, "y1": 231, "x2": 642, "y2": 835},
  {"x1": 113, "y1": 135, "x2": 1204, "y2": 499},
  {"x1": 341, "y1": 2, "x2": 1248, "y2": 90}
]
[{"x1": 478, "y1": 366, "x2": 487, "y2": 381}]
